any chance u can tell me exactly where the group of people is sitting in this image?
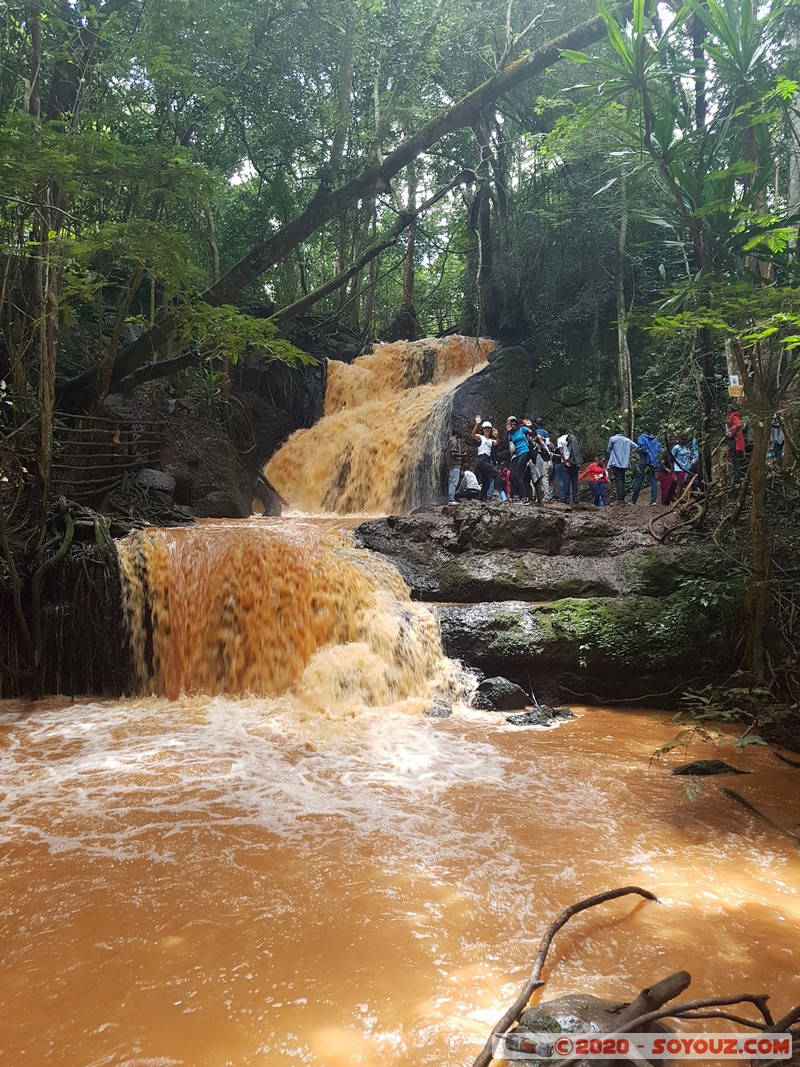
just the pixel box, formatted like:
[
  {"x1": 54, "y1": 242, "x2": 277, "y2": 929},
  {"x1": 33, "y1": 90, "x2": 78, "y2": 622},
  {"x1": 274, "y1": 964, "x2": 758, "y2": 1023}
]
[
  {"x1": 447, "y1": 415, "x2": 581, "y2": 506},
  {"x1": 447, "y1": 416, "x2": 708, "y2": 508}
]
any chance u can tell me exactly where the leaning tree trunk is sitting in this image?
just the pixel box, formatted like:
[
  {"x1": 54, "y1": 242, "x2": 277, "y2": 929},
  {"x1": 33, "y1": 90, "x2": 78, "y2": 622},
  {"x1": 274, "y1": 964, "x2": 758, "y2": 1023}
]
[
  {"x1": 729, "y1": 338, "x2": 773, "y2": 684},
  {"x1": 615, "y1": 170, "x2": 634, "y2": 438},
  {"x1": 745, "y1": 378, "x2": 771, "y2": 683}
]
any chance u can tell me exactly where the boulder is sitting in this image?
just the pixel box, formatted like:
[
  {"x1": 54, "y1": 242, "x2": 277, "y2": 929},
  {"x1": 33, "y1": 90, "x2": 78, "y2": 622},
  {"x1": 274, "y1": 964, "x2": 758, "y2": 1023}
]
[
  {"x1": 135, "y1": 468, "x2": 176, "y2": 496},
  {"x1": 472, "y1": 691, "x2": 496, "y2": 711},
  {"x1": 426, "y1": 698, "x2": 453, "y2": 719},
  {"x1": 476, "y1": 676, "x2": 530, "y2": 710},
  {"x1": 509, "y1": 995, "x2": 672, "y2": 1067}
]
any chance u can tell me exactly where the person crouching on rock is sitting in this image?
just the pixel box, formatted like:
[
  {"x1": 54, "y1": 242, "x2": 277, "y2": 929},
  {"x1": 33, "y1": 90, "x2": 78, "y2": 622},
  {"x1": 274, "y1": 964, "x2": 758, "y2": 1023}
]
[
  {"x1": 471, "y1": 417, "x2": 500, "y2": 501},
  {"x1": 455, "y1": 467, "x2": 481, "y2": 501},
  {"x1": 578, "y1": 453, "x2": 609, "y2": 506}
]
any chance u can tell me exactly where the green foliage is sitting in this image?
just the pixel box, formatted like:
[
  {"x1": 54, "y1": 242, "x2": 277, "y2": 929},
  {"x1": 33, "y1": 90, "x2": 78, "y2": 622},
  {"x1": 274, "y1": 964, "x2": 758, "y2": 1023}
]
[
  {"x1": 175, "y1": 303, "x2": 312, "y2": 367},
  {"x1": 672, "y1": 673, "x2": 797, "y2": 746}
]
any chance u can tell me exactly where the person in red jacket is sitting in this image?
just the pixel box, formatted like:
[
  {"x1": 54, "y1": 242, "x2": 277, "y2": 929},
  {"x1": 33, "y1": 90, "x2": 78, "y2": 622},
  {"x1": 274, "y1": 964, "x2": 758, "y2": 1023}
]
[
  {"x1": 726, "y1": 404, "x2": 746, "y2": 484},
  {"x1": 578, "y1": 454, "x2": 609, "y2": 507}
]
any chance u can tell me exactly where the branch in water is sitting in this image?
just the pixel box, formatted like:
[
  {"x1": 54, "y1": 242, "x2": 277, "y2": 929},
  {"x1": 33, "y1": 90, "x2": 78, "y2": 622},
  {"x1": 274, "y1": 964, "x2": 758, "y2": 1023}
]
[{"x1": 471, "y1": 886, "x2": 659, "y2": 1067}]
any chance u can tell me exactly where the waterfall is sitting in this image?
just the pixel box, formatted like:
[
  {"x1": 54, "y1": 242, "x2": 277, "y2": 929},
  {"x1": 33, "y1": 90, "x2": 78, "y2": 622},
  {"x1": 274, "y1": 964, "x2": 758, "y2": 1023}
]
[
  {"x1": 117, "y1": 519, "x2": 472, "y2": 705},
  {"x1": 265, "y1": 335, "x2": 493, "y2": 514}
]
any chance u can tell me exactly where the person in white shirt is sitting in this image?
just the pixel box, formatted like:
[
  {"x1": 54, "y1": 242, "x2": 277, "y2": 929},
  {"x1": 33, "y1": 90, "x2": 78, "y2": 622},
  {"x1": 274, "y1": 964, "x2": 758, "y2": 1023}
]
[
  {"x1": 470, "y1": 417, "x2": 500, "y2": 501},
  {"x1": 455, "y1": 468, "x2": 481, "y2": 501},
  {"x1": 556, "y1": 427, "x2": 582, "y2": 504},
  {"x1": 606, "y1": 430, "x2": 638, "y2": 504}
]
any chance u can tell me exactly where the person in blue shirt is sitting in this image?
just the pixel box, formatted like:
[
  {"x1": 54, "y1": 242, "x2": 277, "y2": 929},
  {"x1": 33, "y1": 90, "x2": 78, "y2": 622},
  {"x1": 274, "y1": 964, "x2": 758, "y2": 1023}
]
[
  {"x1": 631, "y1": 430, "x2": 661, "y2": 506},
  {"x1": 606, "y1": 430, "x2": 638, "y2": 504},
  {"x1": 505, "y1": 416, "x2": 533, "y2": 504},
  {"x1": 671, "y1": 434, "x2": 693, "y2": 489}
]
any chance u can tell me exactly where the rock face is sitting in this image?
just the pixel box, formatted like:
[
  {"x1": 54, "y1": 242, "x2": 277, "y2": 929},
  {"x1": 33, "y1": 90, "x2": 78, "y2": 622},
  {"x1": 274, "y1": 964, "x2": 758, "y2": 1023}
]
[
  {"x1": 356, "y1": 503, "x2": 740, "y2": 704},
  {"x1": 161, "y1": 410, "x2": 253, "y2": 519},
  {"x1": 436, "y1": 595, "x2": 733, "y2": 703},
  {"x1": 356, "y1": 503, "x2": 714, "y2": 603},
  {"x1": 450, "y1": 345, "x2": 538, "y2": 431}
]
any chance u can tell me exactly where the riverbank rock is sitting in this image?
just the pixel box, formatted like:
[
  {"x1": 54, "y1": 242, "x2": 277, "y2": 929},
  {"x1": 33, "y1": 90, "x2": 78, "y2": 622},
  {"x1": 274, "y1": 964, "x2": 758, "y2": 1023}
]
[
  {"x1": 476, "y1": 676, "x2": 530, "y2": 710},
  {"x1": 356, "y1": 505, "x2": 740, "y2": 705},
  {"x1": 355, "y1": 504, "x2": 719, "y2": 603}
]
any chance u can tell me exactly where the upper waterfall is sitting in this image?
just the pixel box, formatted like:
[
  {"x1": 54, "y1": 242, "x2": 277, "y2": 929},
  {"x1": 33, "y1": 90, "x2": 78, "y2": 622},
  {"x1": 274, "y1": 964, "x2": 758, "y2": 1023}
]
[{"x1": 265, "y1": 336, "x2": 493, "y2": 515}]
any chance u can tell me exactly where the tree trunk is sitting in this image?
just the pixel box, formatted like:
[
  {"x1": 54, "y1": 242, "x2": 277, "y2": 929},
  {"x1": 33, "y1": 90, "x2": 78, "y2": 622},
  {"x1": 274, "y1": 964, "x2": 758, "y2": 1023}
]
[
  {"x1": 745, "y1": 369, "x2": 771, "y2": 683},
  {"x1": 728, "y1": 338, "x2": 773, "y2": 683},
  {"x1": 615, "y1": 170, "x2": 634, "y2": 437},
  {"x1": 363, "y1": 201, "x2": 378, "y2": 337},
  {"x1": 34, "y1": 214, "x2": 57, "y2": 523}
]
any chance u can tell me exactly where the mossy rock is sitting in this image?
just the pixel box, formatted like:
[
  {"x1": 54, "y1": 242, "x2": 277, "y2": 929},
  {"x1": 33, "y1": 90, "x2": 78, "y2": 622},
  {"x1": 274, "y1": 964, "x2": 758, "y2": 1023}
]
[{"x1": 437, "y1": 584, "x2": 742, "y2": 703}]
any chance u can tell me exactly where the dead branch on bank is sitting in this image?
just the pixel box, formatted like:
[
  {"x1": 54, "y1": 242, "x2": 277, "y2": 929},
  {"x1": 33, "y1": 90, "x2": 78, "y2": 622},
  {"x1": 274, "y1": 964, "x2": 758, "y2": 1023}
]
[
  {"x1": 723, "y1": 788, "x2": 800, "y2": 846},
  {"x1": 472, "y1": 887, "x2": 800, "y2": 1067},
  {"x1": 773, "y1": 750, "x2": 800, "y2": 769},
  {"x1": 471, "y1": 887, "x2": 658, "y2": 1067},
  {"x1": 647, "y1": 476, "x2": 702, "y2": 543}
]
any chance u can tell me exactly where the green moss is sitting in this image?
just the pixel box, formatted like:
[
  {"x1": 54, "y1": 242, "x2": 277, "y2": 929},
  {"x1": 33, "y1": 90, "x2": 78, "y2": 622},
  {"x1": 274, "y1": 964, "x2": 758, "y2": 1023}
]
[
  {"x1": 569, "y1": 536, "x2": 614, "y2": 557},
  {"x1": 543, "y1": 583, "x2": 740, "y2": 670},
  {"x1": 436, "y1": 560, "x2": 473, "y2": 598},
  {"x1": 486, "y1": 604, "x2": 539, "y2": 657}
]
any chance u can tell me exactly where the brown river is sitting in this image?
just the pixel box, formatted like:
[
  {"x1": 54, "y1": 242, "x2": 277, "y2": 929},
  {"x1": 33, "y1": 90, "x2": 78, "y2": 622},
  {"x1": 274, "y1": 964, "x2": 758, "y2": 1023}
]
[{"x1": 1, "y1": 693, "x2": 799, "y2": 1066}]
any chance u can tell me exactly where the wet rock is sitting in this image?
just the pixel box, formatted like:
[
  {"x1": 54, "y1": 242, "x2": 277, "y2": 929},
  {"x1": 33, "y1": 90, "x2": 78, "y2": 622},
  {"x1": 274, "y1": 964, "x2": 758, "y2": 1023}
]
[
  {"x1": 506, "y1": 705, "x2": 575, "y2": 727},
  {"x1": 450, "y1": 503, "x2": 566, "y2": 553},
  {"x1": 477, "y1": 676, "x2": 530, "y2": 710},
  {"x1": 514, "y1": 995, "x2": 672, "y2": 1067},
  {"x1": 449, "y1": 345, "x2": 538, "y2": 436},
  {"x1": 472, "y1": 692, "x2": 496, "y2": 711},
  {"x1": 426, "y1": 698, "x2": 453, "y2": 719},
  {"x1": 672, "y1": 760, "x2": 748, "y2": 776},
  {"x1": 355, "y1": 509, "x2": 702, "y2": 603},
  {"x1": 436, "y1": 594, "x2": 738, "y2": 705},
  {"x1": 135, "y1": 468, "x2": 176, "y2": 496},
  {"x1": 160, "y1": 410, "x2": 252, "y2": 518}
]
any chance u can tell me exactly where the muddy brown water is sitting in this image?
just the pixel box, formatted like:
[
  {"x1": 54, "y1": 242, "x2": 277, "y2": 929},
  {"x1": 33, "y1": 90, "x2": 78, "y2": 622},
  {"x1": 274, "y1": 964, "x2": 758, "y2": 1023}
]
[{"x1": 1, "y1": 697, "x2": 798, "y2": 1066}]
